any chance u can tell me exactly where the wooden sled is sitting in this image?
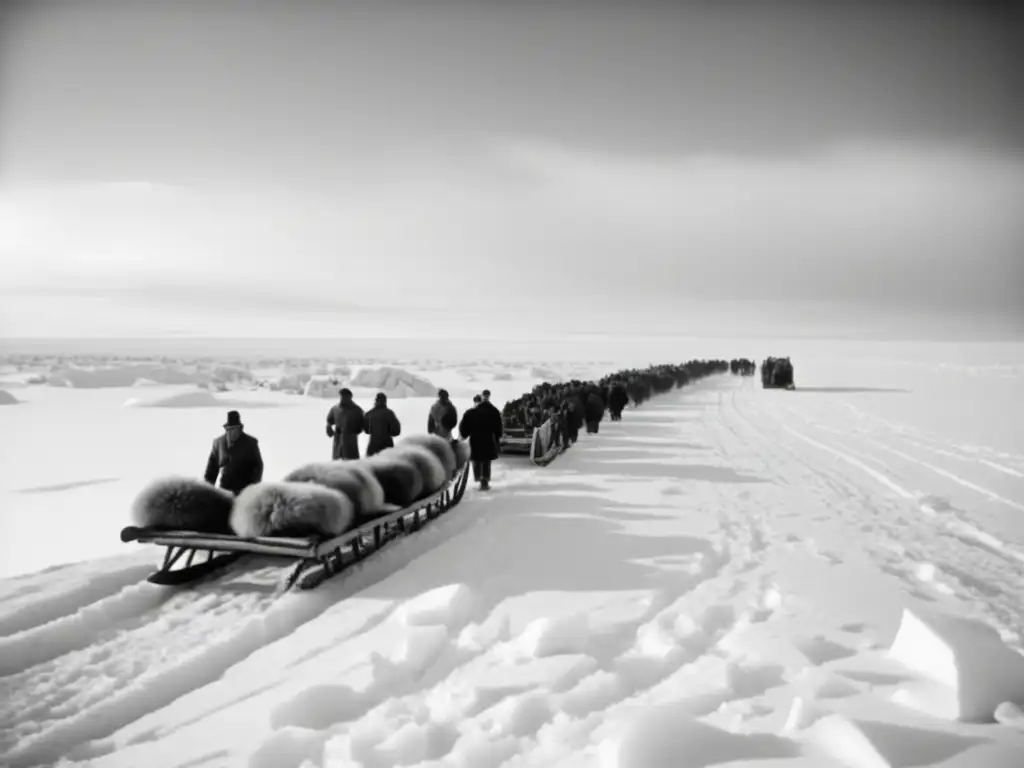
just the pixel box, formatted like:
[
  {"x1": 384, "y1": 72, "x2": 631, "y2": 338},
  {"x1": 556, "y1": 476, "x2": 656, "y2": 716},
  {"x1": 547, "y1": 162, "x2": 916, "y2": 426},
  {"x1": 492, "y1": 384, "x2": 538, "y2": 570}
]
[
  {"x1": 121, "y1": 463, "x2": 472, "y2": 591},
  {"x1": 530, "y1": 436, "x2": 563, "y2": 467},
  {"x1": 500, "y1": 417, "x2": 563, "y2": 467},
  {"x1": 498, "y1": 426, "x2": 534, "y2": 456}
]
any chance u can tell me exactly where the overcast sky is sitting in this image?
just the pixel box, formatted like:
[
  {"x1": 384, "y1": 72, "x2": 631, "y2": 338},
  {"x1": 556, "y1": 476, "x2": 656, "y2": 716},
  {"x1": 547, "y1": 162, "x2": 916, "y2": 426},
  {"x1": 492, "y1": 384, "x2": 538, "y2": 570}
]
[{"x1": 1, "y1": 0, "x2": 1022, "y2": 339}]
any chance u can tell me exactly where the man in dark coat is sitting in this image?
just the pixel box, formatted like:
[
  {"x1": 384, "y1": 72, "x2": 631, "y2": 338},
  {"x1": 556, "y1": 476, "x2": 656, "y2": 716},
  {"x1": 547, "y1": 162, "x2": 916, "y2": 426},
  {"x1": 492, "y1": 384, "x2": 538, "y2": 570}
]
[
  {"x1": 459, "y1": 389, "x2": 503, "y2": 490},
  {"x1": 584, "y1": 389, "x2": 605, "y2": 434},
  {"x1": 204, "y1": 410, "x2": 264, "y2": 495},
  {"x1": 558, "y1": 401, "x2": 573, "y2": 450},
  {"x1": 427, "y1": 389, "x2": 458, "y2": 441},
  {"x1": 363, "y1": 392, "x2": 401, "y2": 456},
  {"x1": 608, "y1": 382, "x2": 629, "y2": 421},
  {"x1": 326, "y1": 388, "x2": 365, "y2": 460},
  {"x1": 566, "y1": 393, "x2": 584, "y2": 443}
]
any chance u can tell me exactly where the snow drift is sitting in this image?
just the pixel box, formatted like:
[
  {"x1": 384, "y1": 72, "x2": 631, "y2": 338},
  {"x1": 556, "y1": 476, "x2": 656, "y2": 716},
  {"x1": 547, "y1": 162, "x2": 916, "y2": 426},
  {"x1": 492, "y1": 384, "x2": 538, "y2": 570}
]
[
  {"x1": 125, "y1": 390, "x2": 279, "y2": 409},
  {"x1": 349, "y1": 366, "x2": 438, "y2": 398},
  {"x1": 303, "y1": 375, "x2": 345, "y2": 399}
]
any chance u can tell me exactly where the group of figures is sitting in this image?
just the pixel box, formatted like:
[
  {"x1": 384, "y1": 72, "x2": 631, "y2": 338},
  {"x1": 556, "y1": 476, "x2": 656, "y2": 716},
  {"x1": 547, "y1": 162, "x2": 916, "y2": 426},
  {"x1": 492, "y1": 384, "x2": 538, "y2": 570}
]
[
  {"x1": 761, "y1": 356, "x2": 795, "y2": 389},
  {"x1": 140, "y1": 358, "x2": 739, "y2": 544},
  {"x1": 501, "y1": 359, "x2": 732, "y2": 452},
  {"x1": 729, "y1": 358, "x2": 757, "y2": 376},
  {"x1": 323, "y1": 387, "x2": 504, "y2": 491}
]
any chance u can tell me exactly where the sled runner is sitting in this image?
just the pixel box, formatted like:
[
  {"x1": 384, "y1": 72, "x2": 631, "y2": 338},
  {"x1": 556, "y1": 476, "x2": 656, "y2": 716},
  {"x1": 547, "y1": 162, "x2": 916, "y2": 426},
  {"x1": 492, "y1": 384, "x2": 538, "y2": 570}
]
[{"x1": 121, "y1": 463, "x2": 471, "y2": 591}]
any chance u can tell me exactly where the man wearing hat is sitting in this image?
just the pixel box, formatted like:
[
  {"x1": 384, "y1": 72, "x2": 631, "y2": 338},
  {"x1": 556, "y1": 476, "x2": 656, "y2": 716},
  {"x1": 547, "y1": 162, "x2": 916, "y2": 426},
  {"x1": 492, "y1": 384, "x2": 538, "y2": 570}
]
[
  {"x1": 204, "y1": 410, "x2": 264, "y2": 495},
  {"x1": 326, "y1": 387, "x2": 365, "y2": 460},
  {"x1": 363, "y1": 391, "x2": 402, "y2": 456}
]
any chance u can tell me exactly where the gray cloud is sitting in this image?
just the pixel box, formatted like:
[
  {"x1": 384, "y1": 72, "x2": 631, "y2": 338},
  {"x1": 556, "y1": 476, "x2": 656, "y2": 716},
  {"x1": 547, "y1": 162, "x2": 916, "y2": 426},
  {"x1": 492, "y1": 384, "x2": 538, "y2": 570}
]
[
  {"x1": 1, "y1": 0, "x2": 1022, "y2": 339},
  {"x1": 2, "y1": 0, "x2": 1022, "y2": 184}
]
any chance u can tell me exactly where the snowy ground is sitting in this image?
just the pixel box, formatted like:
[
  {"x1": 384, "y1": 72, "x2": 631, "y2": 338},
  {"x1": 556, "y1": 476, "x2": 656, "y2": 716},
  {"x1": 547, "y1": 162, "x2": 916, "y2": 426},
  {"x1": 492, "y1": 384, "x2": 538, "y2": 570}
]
[{"x1": 2, "y1": 343, "x2": 1024, "y2": 767}]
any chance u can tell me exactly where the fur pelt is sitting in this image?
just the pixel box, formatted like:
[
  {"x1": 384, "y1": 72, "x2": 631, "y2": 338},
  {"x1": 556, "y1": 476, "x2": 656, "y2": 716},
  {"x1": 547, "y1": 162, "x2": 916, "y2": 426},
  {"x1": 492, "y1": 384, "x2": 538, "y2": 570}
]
[
  {"x1": 283, "y1": 461, "x2": 385, "y2": 518},
  {"x1": 131, "y1": 476, "x2": 235, "y2": 534},
  {"x1": 363, "y1": 453, "x2": 423, "y2": 508},
  {"x1": 453, "y1": 440, "x2": 470, "y2": 471},
  {"x1": 398, "y1": 434, "x2": 457, "y2": 478},
  {"x1": 391, "y1": 444, "x2": 446, "y2": 496},
  {"x1": 347, "y1": 462, "x2": 387, "y2": 514},
  {"x1": 230, "y1": 481, "x2": 354, "y2": 539}
]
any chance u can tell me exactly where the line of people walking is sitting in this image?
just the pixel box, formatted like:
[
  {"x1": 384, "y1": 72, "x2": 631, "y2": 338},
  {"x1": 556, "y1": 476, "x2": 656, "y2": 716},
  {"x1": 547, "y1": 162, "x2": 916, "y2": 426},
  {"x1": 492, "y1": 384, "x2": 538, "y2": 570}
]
[
  {"x1": 203, "y1": 360, "x2": 732, "y2": 499},
  {"x1": 324, "y1": 387, "x2": 503, "y2": 491}
]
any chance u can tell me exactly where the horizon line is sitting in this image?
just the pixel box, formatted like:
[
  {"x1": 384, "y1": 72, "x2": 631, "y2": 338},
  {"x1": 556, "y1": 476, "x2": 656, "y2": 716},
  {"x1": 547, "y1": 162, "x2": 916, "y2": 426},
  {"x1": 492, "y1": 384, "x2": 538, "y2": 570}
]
[{"x1": 2, "y1": 332, "x2": 1023, "y2": 345}]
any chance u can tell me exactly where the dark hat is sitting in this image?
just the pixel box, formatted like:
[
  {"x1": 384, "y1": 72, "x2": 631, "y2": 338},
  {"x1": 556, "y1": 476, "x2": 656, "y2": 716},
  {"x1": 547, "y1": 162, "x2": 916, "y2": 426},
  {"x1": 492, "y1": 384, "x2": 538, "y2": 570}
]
[
  {"x1": 473, "y1": 394, "x2": 482, "y2": 403},
  {"x1": 224, "y1": 410, "x2": 242, "y2": 427},
  {"x1": 438, "y1": 388, "x2": 449, "y2": 399},
  {"x1": 340, "y1": 387, "x2": 352, "y2": 398},
  {"x1": 481, "y1": 389, "x2": 491, "y2": 397},
  {"x1": 375, "y1": 391, "x2": 387, "y2": 403}
]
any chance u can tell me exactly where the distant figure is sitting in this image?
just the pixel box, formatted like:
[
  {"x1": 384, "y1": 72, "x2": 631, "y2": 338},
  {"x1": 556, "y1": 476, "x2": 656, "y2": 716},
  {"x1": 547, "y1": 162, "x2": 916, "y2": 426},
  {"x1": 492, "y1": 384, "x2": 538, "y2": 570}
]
[
  {"x1": 459, "y1": 389, "x2": 503, "y2": 490},
  {"x1": 427, "y1": 389, "x2": 458, "y2": 441},
  {"x1": 364, "y1": 392, "x2": 401, "y2": 456},
  {"x1": 326, "y1": 388, "x2": 365, "y2": 460},
  {"x1": 608, "y1": 383, "x2": 629, "y2": 421},
  {"x1": 559, "y1": 401, "x2": 573, "y2": 450},
  {"x1": 204, "y1": 410, "x2": 264, "y2": 495},
  {"x1": 584, "y1": 389, "x2": 605, "y2": 434}
]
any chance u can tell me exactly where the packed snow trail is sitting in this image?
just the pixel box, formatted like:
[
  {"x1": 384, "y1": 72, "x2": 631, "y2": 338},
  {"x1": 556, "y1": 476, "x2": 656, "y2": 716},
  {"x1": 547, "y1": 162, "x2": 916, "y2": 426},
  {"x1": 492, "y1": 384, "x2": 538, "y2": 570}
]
[
  {"x1": 0, "y1": 461, "x2": 532, "y2": 767},
  {"x1": 733, "y1": 382, "x2": 1024, "y2": 648},
  {"x1": 3, "y1": 374, "x2": 1024, "y2": 767}
]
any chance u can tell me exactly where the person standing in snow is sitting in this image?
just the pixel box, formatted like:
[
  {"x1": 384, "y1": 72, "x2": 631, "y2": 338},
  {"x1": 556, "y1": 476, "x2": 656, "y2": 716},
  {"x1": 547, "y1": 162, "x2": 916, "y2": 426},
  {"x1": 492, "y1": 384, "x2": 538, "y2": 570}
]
[
  {"x1": 459, "y1": 389, "x2": 503, "y2": 491},
  {"x1": 427, "y1": 388, "x2": 458, "y2": 442},
  {"x1": 607, "y1": 382, "x2": 629, "y2": 421},
  {"x1": 326, "y1": 388, "x2": 365, "y2": 460},
  {"x1": 584, "y1": 387, "x2": 605, "y2": 434},
  {"x1": 363, "y1": 392, "x2": 401, "y2": 456},
  {"x1": 204, "y1": 410, "x2": 264, "y2": 495}
]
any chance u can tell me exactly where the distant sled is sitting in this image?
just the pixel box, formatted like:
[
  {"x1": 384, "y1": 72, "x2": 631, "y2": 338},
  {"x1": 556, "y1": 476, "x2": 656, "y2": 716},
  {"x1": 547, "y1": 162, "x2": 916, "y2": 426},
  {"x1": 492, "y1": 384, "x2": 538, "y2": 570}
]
[
  {"x1": 499, "y1": 416, "x2": 563, "y2": 466},
  {"x1": 121, "y1": 462, "x2": 471, "y2": 591}
]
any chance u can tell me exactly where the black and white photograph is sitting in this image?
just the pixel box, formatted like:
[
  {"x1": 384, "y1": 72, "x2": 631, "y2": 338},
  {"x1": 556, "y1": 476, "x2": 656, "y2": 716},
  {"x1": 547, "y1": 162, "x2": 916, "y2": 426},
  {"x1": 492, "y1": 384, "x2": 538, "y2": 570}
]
[{"x1": 1, "y1": 1, "x2": 1023, "y2": 766}]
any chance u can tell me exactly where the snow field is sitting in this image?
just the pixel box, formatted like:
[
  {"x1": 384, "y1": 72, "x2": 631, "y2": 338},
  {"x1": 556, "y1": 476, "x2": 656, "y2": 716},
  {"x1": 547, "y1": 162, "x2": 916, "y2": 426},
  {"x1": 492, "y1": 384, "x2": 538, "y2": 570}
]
[{"x1": 1, "y1": 350, "x2": 1023, "y2": 767}]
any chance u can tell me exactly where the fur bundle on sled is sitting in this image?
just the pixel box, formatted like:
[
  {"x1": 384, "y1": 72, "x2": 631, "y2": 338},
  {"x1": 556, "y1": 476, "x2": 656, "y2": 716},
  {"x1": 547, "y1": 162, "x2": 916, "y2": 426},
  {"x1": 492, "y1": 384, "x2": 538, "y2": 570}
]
[
  {"x1": 230, "y1": 481, "x2": 354, "y2": 539},
  {"x1": 390, "y1": 444, "x2": 446, "y2": 496},
  {"x1": 398, "y1": 434, "x2": 457, "y2": 479},
  {"x1": 363, "y1": 453, "x2": 423, "y2": 508},
  {"x1": 130, "y1": 476, "x2": 235, "y2": 534},
  {"x1": 283, "y1": 461, "x2": 386, "y2": 518}
]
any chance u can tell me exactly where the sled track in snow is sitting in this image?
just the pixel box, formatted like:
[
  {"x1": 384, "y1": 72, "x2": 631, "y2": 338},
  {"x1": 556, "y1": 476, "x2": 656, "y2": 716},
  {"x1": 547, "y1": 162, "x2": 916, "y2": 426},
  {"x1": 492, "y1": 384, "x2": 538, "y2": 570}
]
[
  {"x1": 721, "y1": 380, "x2": 1024, "y2": 650},
  {"x1": 0, "y1": 463, "x2": 542, "y2": 768}
]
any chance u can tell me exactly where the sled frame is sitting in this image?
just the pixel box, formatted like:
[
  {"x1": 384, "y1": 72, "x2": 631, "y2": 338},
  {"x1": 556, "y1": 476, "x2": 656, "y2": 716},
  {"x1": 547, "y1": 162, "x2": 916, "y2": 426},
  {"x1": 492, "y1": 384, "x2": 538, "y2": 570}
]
[
  {"x1": 498, "y1": 426, "x2": 534, "y2": 456},
  {"x1": 122, "y1": 463, "x2": 471, "y2": 591}
]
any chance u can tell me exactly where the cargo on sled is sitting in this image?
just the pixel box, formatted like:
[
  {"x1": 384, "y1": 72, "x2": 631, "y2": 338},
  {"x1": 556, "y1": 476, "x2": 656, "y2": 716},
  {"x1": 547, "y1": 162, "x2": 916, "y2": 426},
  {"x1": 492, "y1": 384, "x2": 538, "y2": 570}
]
[
  {"x1": 121, "y1": 435, "x2": 472, "y2": 592},
  {"x1": 499, "y1": 416, "x2": 562, "y2": 466}
]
